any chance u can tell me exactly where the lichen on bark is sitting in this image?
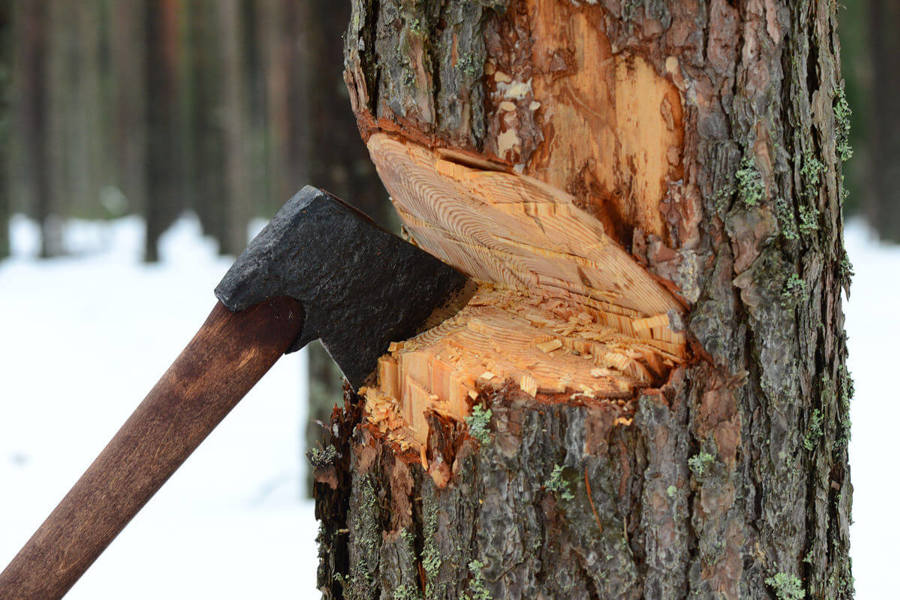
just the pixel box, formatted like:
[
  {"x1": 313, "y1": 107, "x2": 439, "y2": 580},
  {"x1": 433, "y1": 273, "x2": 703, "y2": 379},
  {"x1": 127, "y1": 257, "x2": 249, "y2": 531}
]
[{"x1": 324, "y1": 1, "x2": 855, "y2": 599}]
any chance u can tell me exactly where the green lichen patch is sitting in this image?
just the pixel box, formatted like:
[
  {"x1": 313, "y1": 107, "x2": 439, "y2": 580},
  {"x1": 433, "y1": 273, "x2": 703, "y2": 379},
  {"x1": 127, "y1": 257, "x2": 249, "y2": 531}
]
[
  {"x1": 803, "y1": 409, "x2": 824, "y2": 451},
  {"x1": 422, "y1": 504, "x2": 441, "y2": 580},
  {"x1": 466, "y1": 403, "x2": 493, "y2": 445},
  {"x1": 688, "y1": 451, "x2": 715, "y2": 478},
  {"x1": 765, "y1": 572, "x2": 806, "y2": 600},
  {"x1": 799, "y1": 152, "x2": 825, "y2": 199},
  {"x1": 456, "y1": 53, "x2": 482, "y2": 78},
  {"x1": 393, "y1": 584, "x2": 424, "y2": 600},
  {"x1": 462, "y1": 559, "x2": 492, "y2": 600},
  {"x1": 307, "y1": 445, "x2": 338, "y2": 468},
  {"x1": 736, "y1": 155, "x2": 765, "y2": 207},
  {"x1": 834, "y1": 82, "x2": 853, "y2": 162},
  {"x1": 544, "y1": 464, "x2": 575, "y2": 501},
  {"x1": 776, "y1": 197, "x2": 799, "y2": 241},
  {"x1": 837, "y1": 365, "x2": 854, "y2": 445},
  {"x1": 839, "y1": 251, "x2": 854, "y2": 292},
  {"x1": 798, "y1": 205, "x2": 819, "y2": 236},
  {"x1": 780, "y1": 274, "x2": 808, "y2": 309}
]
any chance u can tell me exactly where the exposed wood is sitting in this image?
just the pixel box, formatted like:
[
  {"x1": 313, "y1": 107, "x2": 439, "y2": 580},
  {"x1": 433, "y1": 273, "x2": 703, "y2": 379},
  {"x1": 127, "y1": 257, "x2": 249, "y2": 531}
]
[
  {"x1": 368, "y1": 135, "x2": 684, "y2": 332},
  {"x1": 363, "y1": 285, "x2": 671, "y2": 448},
  {"x1": 483, "y1": 0, "x2": 684, "y2": 245},
  {"x1": 365, "y1": 133, "x2": 688, "y2": 447},
  {"x1": 0, "y1": 298, "x2": 303, "y2": 600}
]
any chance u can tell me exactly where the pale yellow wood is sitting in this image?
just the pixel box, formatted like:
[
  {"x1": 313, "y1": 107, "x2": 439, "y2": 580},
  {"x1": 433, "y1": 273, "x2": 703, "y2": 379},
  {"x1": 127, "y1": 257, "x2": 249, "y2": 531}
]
[
  {"x1": 368, "y1": 134, "x2": 683, "y2": 333},
  {"x1": 362, "y1": 134, "x2": 689, "y2": 449},
  {"x1": 364, "y1": 286, "x2": 682, "y2": 446}
]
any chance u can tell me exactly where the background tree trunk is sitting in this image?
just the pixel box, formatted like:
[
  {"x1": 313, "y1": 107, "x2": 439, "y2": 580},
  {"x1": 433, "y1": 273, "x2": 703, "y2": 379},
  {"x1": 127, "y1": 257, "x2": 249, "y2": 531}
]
[
  {"x1": 15, "y1": 0, "x2": 59, "y2": 257},
  {"x1": 217, "y1": 0, "x2": 250, "y2": 257},
  {"x1": 863, "y1": 0, "x2": 900, "y2": 242},
  {"x1": 0, "y1": 0, "x2": 10, "y2": 259},
  {"x1": 300, "y1": 0, "x2": 392, "y2": 497},
  {"x1": 109, "y1": 0, "x2": 147, "y2": 218},
  {"x1": 144, "y1": 0, "x2": 184, "y2": 263},
  {"x1": 315, "y1": 2, "x2": 854, "y2": 599}
]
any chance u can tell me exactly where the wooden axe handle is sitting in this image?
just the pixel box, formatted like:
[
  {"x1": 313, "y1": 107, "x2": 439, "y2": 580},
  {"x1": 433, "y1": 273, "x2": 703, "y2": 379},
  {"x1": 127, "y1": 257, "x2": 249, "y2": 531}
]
[{"x1": 0, "y1": 297, "x2": 304, "y2": 600}]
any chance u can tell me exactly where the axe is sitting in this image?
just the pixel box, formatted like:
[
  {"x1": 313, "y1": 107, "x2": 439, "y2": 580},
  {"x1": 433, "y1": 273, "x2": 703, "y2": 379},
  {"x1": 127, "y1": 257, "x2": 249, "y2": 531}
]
[{"x1": 0, "y1": 187, "x2": 471, "y2": 600}]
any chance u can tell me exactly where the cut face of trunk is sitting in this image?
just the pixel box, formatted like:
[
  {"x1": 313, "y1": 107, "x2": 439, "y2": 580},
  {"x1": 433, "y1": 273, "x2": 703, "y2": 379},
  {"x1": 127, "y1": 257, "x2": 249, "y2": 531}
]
[{"x1": 361, "y1": 133, "x2": 687, "y2": 455}]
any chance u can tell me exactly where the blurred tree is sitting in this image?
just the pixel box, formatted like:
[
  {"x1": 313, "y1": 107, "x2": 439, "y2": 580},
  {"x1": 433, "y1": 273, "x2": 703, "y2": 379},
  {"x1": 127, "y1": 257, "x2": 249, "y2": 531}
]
[
  {"x1": 218, "y1": 0, "x2": 250, "y2": 256},
  {"x1": 0, "y1": 0, "x2": 9, "y2": 258},
  {"x1": 865, "y1": 0, "x2": 900, "y2": 241},
  {"x1": 15, "y1": 0, "x2": 60, "y2": 257},
  {"x1": 256, "y1": 0, "x2": 307, "y2": 212},
  {"x1": 837, "y1": 0, "x2": 869, "y2": 218},
  {"x1": 188, "y1": 0, "x2": 226, "y2": 243},
  {"x1": 144, "y1": 0, "x2": 185, "y2": 262},
  {"x1": 109, "y1": 0, "x2": 147, "y2": 218},
  {"x1": 46, "y1": 0, "x2": 107, "y2": 222},
  {"x1": 299, "y1": 0, "x2": 393, "y2": 497}
]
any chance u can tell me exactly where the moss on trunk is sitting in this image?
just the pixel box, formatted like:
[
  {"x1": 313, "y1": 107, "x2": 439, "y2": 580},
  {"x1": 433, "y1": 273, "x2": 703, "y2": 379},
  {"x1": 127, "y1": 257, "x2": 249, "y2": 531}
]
[{"x1": 315, "y1": 2, "x2": 855, "y2": 598}]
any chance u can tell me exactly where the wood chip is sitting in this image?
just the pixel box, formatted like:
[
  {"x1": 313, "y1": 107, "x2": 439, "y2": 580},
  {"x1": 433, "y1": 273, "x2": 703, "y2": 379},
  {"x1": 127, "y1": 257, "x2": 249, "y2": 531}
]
[
  {"x1": 536, "y1": 338, "x2": 563, "y2": 353},
  {"x1": 520, "y1": 373, "x2": 538, "y2": 396}
]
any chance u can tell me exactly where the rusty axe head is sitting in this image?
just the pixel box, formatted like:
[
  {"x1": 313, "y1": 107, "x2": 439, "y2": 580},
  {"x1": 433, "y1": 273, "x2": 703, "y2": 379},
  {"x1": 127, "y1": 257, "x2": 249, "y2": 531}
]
[{"x1": 214, "y1": 186, "x2": 471, "y2": 388}]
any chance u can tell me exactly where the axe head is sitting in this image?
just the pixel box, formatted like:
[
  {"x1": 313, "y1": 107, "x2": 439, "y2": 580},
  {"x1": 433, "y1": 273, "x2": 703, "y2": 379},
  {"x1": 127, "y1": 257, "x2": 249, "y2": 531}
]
[{"x1": 214, "y1": 186, "x2": 471, "y2": 389}]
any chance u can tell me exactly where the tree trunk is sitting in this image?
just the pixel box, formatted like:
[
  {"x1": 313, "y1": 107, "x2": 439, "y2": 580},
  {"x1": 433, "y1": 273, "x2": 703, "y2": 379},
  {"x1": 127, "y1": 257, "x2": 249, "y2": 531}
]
[
  {"x1": 109, "y1": 0, "x2": 147, "y2": 218},
  {"x1": 314, "y1": 2, "x2": 854, "y2": 599},
  {"x1": 0, "y1": 0, "x2": 10, "y2": 259},
  {"x1": 15, "y1": 0, "x2": 59, "y2": 257},
  {"x1": 217, "y1": 0, "x2": 250, "y2": 257},
  {"x1": 864, "y1": 0, "x2": 900, "y2": 241},
  {"x1": 144, "y1": 0, "x2": 184, "y2": 263}
]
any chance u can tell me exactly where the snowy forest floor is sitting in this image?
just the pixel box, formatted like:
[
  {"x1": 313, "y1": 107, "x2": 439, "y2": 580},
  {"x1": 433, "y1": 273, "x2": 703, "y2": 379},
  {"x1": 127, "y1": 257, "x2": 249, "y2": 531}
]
[
  {"x1": 0, "y1": 214, "x2": 894, "y2": 598},
  {"x1": 0, "y1": 215, "x2": 318, "y2": 598}
]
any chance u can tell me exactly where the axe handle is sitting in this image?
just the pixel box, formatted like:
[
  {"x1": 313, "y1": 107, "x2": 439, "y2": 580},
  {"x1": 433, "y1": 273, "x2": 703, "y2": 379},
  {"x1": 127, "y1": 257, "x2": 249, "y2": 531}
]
[{"x1": 0, "y1": 297, "x2": 304, "y2": 600}]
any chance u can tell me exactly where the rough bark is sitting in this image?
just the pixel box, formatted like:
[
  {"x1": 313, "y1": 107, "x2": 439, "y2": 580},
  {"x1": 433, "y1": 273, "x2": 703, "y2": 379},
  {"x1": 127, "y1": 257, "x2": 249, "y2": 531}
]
[{"x1": 316, "y1": 2, "x2": 854, "y2": 599}]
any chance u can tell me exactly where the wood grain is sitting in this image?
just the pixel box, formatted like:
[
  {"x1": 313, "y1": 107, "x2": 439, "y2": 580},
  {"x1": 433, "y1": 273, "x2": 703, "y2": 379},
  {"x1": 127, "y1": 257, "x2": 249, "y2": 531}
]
[
  {"x1": 0, "y1": 297, "x2": 303, "y2": 600},
  {"x1": 367, "y1": 134, "x2": 684, "y2": 342},
  {"x1": 366, "y1": 134, "x2": 689, "y2": 448}
]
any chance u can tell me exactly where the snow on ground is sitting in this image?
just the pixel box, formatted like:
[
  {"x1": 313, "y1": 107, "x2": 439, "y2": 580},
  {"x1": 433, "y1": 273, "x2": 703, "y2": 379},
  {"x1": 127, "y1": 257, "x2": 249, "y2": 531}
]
[
  {"x1": 844, "y1": 219, "x2": 900, "y2": 599},
  {"x1": 0, "y1": 214, "x2": 895, "y2": 598},
  {"x1": 0, "y1": 214, "x2": 318, "y2": 599}
]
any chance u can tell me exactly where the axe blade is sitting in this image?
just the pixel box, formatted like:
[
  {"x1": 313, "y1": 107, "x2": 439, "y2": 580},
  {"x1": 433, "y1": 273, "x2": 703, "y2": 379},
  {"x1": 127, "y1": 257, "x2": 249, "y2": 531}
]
[{"x1": 215, "y1": 185, "x2": 471, "y2": 388}]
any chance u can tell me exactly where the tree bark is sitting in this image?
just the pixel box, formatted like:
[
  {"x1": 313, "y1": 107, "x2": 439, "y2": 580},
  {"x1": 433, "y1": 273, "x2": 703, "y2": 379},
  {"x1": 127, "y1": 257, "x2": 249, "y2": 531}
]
[{"x1": 315, "y1": 2, "x2": 854, "y2": 599}]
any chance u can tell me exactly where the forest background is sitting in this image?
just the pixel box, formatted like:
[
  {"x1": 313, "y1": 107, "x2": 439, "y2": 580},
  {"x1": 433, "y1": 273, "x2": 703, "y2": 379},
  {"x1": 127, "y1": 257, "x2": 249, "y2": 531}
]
[{"x1": 0, "y1": 1, "x2": 899, "y2": 597}]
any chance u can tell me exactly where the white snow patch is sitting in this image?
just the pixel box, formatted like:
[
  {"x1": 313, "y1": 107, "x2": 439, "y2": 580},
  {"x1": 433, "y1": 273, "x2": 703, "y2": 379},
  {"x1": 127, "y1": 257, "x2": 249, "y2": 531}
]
[
  {"x1": 0, "y1": 215, "x2": 318, "y2": 599},
  {"x1": 845, "y1": 218, "x2": 900, "y2": 599}
]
